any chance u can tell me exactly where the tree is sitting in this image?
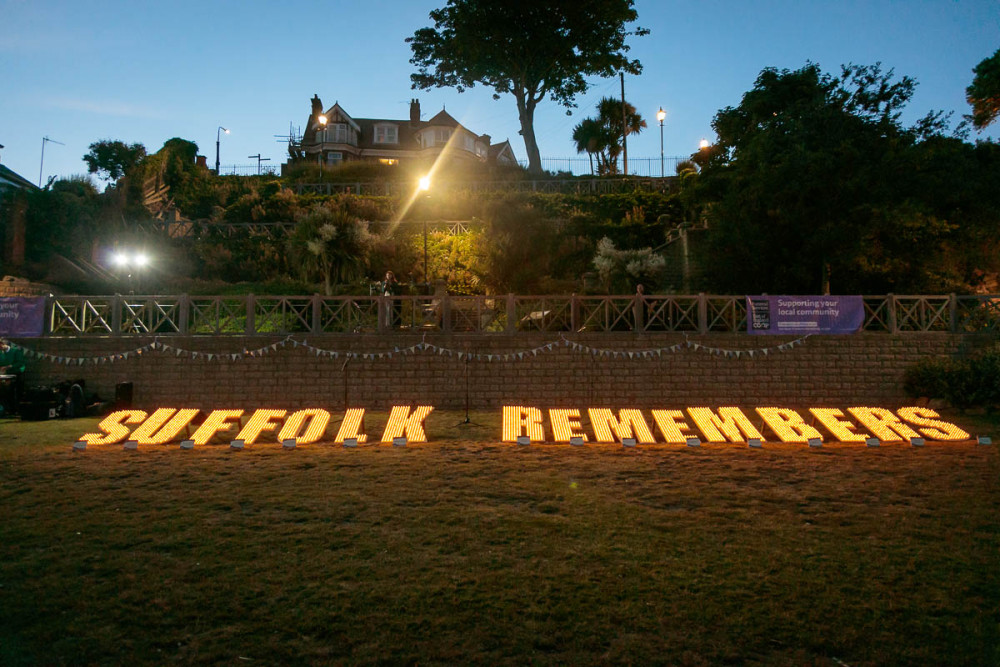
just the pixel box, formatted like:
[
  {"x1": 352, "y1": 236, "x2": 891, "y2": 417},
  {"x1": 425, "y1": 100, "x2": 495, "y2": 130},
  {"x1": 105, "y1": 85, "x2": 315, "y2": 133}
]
[
  {"x1": 967, "y1": 47, "x2": 1000, "y2": 130},
  {"x1": 408, "y1": 0, "x2": 646, "y2": 174},
  {"x1": 698, "y1": 63, "x2": 953, "y2": 294},
  {"x1": 572, "y1": 97, "x2": 645, "y2": 174},
  {"x1": 287, "y1": 203, "x2": 376, "y2": 295},
  {"x1": 83, "y1": 140, "x2": 146, "y2": 184}
]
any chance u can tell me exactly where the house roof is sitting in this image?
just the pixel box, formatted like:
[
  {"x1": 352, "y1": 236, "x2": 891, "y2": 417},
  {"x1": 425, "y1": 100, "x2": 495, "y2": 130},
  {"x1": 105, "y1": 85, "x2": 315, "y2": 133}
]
[
  {"x1": 425, "y1": 109, "x2": 461, "y2": 128},
  {"x1": 0, "y1": 163, "x2": 38, "y2": 191}
]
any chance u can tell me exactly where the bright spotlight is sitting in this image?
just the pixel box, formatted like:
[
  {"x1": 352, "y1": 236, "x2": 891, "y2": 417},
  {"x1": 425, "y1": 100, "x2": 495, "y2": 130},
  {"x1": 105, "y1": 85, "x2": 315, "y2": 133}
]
[
  {"x1": 112, "y1": 253, "x2": 129, "y2": 267},
  {"x1": 418, "y1": 175, "x2": 431, "y2": 191},
  {"x1": 134, "y1": 253, "x2": 149, "y2": 267}
]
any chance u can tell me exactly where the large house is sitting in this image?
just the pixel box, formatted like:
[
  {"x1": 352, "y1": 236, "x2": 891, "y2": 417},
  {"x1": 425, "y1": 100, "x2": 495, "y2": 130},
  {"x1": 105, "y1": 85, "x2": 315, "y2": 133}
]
[{"x1": 290, "y1": 96, "x2": 518, "y2": 169}]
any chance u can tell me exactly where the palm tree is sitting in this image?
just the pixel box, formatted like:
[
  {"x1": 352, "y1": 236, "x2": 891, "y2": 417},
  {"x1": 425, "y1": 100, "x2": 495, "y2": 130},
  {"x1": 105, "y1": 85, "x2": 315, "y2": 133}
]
[
  {"x1": 572, "y1": 97, "x2": 646, "y2": 175},
  {"x1": 572, "y1": 118, "x2": 607, "y2": 175}
]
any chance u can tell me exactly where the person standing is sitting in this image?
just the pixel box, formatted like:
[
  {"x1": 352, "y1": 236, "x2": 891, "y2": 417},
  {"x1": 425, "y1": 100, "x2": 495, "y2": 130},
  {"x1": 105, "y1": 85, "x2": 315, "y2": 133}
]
[
  {"x1": 632, "y1": 284, "x2": 647, "y2": 330},
  {"x1": 382, "y1": 271, "x2": 400, "y2": 328},
  {"x1": 0, "y1": 339, "x2": 26, "y2": 416}
]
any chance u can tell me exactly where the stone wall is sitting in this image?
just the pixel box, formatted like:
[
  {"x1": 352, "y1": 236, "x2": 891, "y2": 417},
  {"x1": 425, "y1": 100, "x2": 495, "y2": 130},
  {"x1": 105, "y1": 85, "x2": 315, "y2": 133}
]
[
  {"x1": 0, "y1": 276, "x2": 53, "y2": 297},
  {"x1": 10, "y1": 332, "x2": 985, "y2": 410}
]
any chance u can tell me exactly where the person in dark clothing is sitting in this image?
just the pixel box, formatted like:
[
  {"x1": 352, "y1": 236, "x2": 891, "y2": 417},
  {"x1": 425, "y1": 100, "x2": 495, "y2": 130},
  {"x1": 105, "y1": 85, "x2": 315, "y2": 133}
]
[
  {"x1": 382, "y1": 271, "x2": 400, "y2": 328},
  {"x1": 0, "y1": 339, "x2": 26, "y2": 416}
]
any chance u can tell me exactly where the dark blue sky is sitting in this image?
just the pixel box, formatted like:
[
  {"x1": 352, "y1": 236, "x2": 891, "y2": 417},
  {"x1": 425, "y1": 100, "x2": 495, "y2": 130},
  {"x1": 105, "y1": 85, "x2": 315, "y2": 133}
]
[{"x1": 2, "y1": 0, "x2": 997, "y2": 184}]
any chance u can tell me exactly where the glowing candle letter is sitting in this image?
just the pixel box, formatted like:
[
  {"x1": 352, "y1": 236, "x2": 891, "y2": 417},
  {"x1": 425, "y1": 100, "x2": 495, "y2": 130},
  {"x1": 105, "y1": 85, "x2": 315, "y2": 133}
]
[
  {"x1": 756, "y1": 408, "x2": 822, "y2": 443},
  {"x1": 80, "y1": 410, "x2": 148, "y2": 445},
  {"x1": 381, "y1": 406, "x2": 434, "y2": 443},
  {"x1": 131, "y1": 408, "x2": 200, "y2": 445},
  {"x1": 335, "y1": 408, "x2": 368, "y2": 444},
  {"x1": 502, "y1": 406, "x2": 544, "y2": 442},
  {"x1": 237, "y1": 409, "x2": 288, "y2": 445},
  {"x1": 896, "y1": 407, "x2": 970, "y2": 441},
  {"x1": 847, "y1": 407, "x2": 920, "y2": 443},
  {"x1": 687, "y1": 407, "x2": 763, "y2": 443},
  {"x1": 588, "y1": 409, "x2": 655, "y2": 444},
  {"x1": 809, "y1": 408, "x2": 868, "y2": 442},
  {"x1": 190, "y1": 410, "x2": 245, "y2": 445},
  {"x1": 650, "y1": 410, "x2": 693, "y2": 443},
  {"x1": 279, "y1": 409, "x2": 331, "y2": 444},
  {"x1": 549, "y1": 409, "x2": 587, "y2": 443}
]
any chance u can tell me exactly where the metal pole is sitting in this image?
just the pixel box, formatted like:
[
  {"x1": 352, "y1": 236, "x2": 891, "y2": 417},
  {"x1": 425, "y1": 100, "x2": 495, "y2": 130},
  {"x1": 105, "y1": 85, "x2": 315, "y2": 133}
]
[
  {"x1": 620, "y1": 72, "x2": 628, "y2": 176},
  {"x1": 215, "y1": 139, "x2": 220, "y2": 174},
  {"x1": 39, "y1": 137, "x2": 45, "y2": 187},
  {"x1": 659, "y1": 119, "x2": 664, "y2": 178}
]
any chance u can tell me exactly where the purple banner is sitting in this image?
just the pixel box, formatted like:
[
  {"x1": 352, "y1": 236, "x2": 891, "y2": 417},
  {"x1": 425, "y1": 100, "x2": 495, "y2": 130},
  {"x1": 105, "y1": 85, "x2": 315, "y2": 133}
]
[
  {"x1": 0, "y1": 297, "x2": 46, "y2": 337},
  {"x1": 747, "y1": 295, "x2": 864, "y2": 335}
]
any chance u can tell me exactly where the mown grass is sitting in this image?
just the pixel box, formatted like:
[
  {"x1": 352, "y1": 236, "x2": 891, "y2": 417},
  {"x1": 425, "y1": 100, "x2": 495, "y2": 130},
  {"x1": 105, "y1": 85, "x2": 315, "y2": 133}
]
[{"x1": 1, "y1": 412, "x2": 998, "y2": 665}]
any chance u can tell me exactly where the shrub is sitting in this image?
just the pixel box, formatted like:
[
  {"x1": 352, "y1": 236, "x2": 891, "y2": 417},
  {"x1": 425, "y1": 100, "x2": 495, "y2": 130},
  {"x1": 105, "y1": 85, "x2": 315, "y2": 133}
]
[{"x1": 904, "y1": 344, "x2": 1000, "y2": 409}]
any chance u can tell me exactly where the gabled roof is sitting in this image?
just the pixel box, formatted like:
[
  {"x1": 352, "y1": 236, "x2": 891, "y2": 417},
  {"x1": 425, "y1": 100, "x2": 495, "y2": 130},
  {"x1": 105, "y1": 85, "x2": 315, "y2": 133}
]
[
  {"x1": 0, "y1": 163, "x2": 38, "y2": 191},
  {"x1": 489, "y1": 140, "x2": 515, "y2": 160},
  {"x1": 323, "y1": 102, "x2": 361, "y2": 132},
  {"x1": 424, "y1": 109, "x2": 460, "y2": 128}
]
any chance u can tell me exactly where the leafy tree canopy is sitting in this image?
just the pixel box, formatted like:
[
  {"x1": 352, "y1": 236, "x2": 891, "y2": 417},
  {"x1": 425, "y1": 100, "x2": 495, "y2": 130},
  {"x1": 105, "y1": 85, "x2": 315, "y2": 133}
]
[
  {"x1": 699, "y1": 62, "x2": 954, "y2": 294},
  {"x1": 83, "y1": 140, "x2": 146, "y2": 183},
  {"x1": 408, "y1": 0, "x2": 646, "y2": 174},
  {"x1": 967, "y1": 47, "x2": 1000, "y2": 129}
]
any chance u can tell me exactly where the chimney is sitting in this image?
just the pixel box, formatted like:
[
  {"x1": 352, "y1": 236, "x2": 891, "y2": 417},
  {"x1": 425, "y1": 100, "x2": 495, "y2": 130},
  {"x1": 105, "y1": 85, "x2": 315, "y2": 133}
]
[
  {"x1": 196, "y1": 155, "x2": 208, "y2": 169},
  {"x1": 0, "y1": 143, "x2": 4, "y2": 164},
  {"x1": 410, "y1": 99, "x2": 421, "y2": 124},
  {"x1": 480, "y1": 134, "x2": 491, "y2": 146}
]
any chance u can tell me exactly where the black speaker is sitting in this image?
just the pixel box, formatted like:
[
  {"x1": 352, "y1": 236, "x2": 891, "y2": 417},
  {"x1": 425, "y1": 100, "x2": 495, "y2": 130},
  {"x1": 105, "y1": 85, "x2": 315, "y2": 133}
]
[
  {"x1": 115, "y1": 382, "x2": 134, "y2": 409},
  {"x1": 20, "y1": 386, "x2": 60, "y2": 421}
]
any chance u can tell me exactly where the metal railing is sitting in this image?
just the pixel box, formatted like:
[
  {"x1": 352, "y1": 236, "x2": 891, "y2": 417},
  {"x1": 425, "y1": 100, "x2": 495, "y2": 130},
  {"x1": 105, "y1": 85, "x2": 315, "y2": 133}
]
[
  {"x1": 519, "y1": 156, "x2": 689, "y2": 178},
  {"x1": 293, "y1": 178, "x2": 671, "y2": 197},
  {"x1": 43, "y1": 294, "x2": 1000, "y2": 337}
]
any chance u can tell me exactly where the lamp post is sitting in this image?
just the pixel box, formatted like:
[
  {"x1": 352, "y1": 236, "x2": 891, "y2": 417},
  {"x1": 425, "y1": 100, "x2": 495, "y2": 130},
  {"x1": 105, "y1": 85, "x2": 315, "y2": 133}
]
[
  {"x1": 215, "y1": 126, "x2": 229, "y2": 175},
  {"x1": 316, "y1": 114, "x2": 328, "y2": 180},
  {"x1": 699, "y1": 138, "x2": 709, "y2": 150},
  {"x1": 418, "y1": 175, "x2": 431, "y2": 291},
  {"x1": 657, "y1": 108, "x2": 666, "y2": 178}
]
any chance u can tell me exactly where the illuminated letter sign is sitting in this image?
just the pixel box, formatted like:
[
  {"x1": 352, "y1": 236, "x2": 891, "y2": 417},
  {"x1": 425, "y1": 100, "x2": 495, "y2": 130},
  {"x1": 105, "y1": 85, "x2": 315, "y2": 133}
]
[{"x1": 76, "y1": 404, "x2": 975, "y2": 449}]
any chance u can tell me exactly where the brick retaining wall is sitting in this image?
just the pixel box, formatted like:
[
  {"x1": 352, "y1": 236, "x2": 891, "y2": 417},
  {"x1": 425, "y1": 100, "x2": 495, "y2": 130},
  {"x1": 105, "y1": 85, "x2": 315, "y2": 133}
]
[{"x1": 10, "y1": 332, "x2": 986, "y2": 410}]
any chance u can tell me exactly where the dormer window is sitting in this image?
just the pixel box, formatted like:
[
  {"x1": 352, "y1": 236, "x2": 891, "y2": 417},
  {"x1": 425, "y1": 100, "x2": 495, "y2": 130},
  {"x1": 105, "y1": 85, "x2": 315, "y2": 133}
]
[{"x1": 374, "y1": 124, "x2": 398, "y2": 144}]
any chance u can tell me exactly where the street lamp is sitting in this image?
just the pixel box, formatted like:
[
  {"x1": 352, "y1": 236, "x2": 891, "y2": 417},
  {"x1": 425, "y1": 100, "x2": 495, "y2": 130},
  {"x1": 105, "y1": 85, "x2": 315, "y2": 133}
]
[
  {"x1": 216, "y1": 126, "x2": 229, "y2": 175},
  {"x1": 112, "y1": 250, "x2": 150, "y2": 295},
  {"x1": 656, "y1": 107, "x2": 666, "y2": 177},
  {"x1": 418, "y1": 175, "x2": 431, "y2": 290},
  {"x1": 699, "y1": 138, "x2": 710, "y2": 150}
]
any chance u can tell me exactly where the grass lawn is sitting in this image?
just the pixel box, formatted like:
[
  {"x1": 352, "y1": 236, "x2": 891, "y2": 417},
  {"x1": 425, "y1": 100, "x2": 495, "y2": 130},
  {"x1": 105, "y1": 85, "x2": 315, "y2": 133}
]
[{"x1": 1, "y1": 412, "x2": 998, "y2": 665}]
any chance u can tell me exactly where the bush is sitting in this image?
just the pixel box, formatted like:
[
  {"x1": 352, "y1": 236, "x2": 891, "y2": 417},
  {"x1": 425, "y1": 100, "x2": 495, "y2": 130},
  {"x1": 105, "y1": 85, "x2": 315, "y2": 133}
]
[{"x1": 904, "y1": 344, "x2": 1000, "y2": 409}]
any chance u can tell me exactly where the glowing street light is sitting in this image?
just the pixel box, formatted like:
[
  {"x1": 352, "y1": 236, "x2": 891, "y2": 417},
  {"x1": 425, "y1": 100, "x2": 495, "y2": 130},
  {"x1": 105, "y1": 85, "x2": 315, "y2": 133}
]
[
  {"x1": 699, "y1": 138, "x2": 710, "y2": 150},
  {"x1": 418, "y1": 175, "x2": 431, "y2": 191},
  {"x1": 215, "y1": 126, "x2": 229, "y2": 175},
  {"x1": 111, "y1": 250, "x2": 151, "y2": 294},
  {"x1": 656, "y1": 108, "x2": 666, "y2": 177}
]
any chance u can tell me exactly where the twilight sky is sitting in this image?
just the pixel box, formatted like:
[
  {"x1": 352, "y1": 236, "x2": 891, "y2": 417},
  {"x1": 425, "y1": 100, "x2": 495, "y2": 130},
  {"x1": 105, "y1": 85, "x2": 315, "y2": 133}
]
[{"x1": 2, "y1": 0, "x2": 998, "y2": 185}]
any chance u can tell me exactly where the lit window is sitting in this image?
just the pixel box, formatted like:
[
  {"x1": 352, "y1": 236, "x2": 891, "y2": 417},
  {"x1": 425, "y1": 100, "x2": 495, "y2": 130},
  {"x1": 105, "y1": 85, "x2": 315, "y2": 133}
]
[{"x1": 378, "y1": 158, "x2": 398, "y2": 166}]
